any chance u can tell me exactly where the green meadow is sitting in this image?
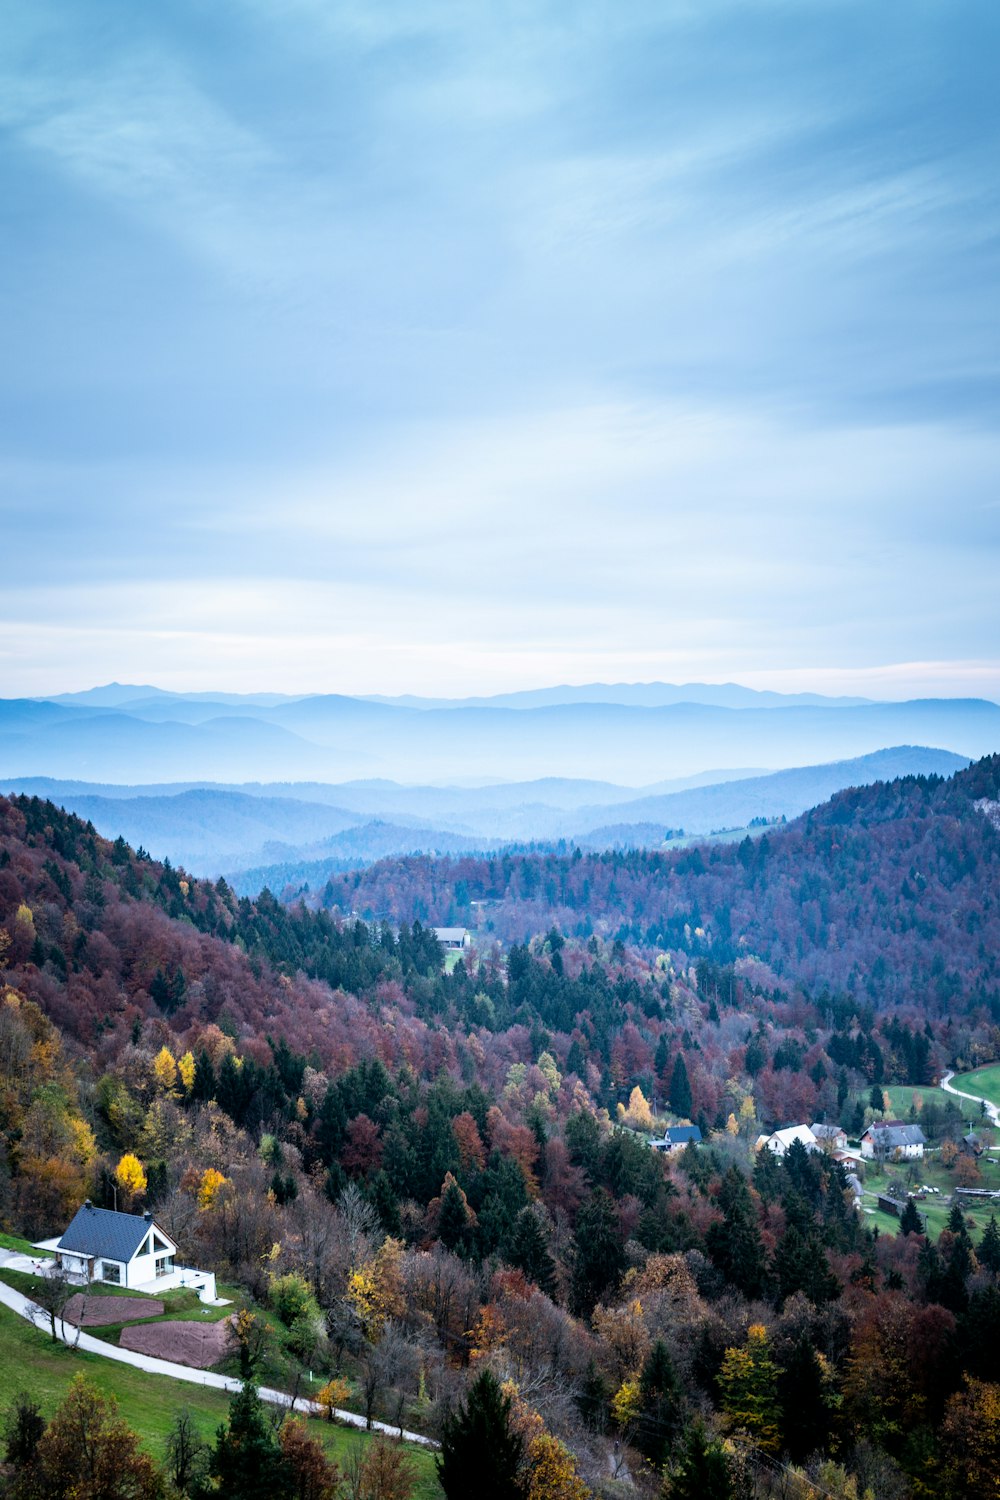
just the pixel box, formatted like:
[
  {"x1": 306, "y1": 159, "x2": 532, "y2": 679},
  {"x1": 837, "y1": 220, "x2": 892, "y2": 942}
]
[{"x1": 0, "y1": 1302, "x2": 442, "y2": 1497}]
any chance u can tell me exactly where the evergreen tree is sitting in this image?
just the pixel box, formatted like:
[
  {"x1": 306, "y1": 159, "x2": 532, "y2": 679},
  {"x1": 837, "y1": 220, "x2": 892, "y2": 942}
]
[
  {"x1": 958, "y1": 1284, "x2": 1000, "y2": 1382},
  {"x1": 570, "y1": 1189, "x2": 627, "y2": 1315},
  {"x1": 506, "y1": 1208, "x2": 557, "y2": 1296},
  {"x1": 778, "y1": 1335, "x2": 833, "y2": 1461},
  {"x1": 706, "y1": 1167, "x2": 767, "y2": 1299},
  {"x1": 437, "y1": 1370, "x2": 526, "y2": 1500},
  {"x1": 205, "y1": 1381, "x2": 287, "y2": 1500},
  {"x1": 437, "y1": 1179, "x2": 473, "y2": 1253},
  {"x1": 635, "y1": 1339, "x2": 684, "y2": 1466},
  {"x1": 669, "y1": 1054, "x2": 693, "y2": 1117},
  {"x1": 668, "y1": 1421, "x2": 732, "y2": 1500},
  {"x1": 775, "y1": 1224, "x2": 837, "y2": 1306},
  {"x1": 980, "y1": 1215, "x2": 1000, "y2": 1275},
  {"x1": 899, "y1": 1198, "x2": 923, "y2": 1236},
  {"x1": 575, "y1": 1360, "x2": 609, "y2": 1433}
]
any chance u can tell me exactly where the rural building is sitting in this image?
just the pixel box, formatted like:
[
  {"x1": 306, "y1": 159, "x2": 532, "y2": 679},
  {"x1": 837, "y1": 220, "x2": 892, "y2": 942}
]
[
  {"x1": 650, "y1": 1125, "x2": 703, "y2": 1154},
  {"x1": 962, "y1": 1132, "x2": 986, "y2": 1157},
  {"x1": 756, "y1": 1124, "x2": 819, "y2": 1157},
  {"x1": 41, "y1": 1202, "x2": 217, "y2": 1301},
  {"x1": 433, "y1": 927, "x2": 472, "y2": 950},
  {"x1": 811, "y1": 1123, "x2": 849, "y2": 1151},
  {"x1": 860, "y1": 1122, "x2": 926, "y2": 1160}
]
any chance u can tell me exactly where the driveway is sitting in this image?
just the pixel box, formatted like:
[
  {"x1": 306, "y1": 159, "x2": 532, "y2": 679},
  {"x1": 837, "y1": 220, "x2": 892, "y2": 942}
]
[
  {"x1": 0, "y1": 1255, "x2": 436, "y2": 1448},
  {"x1": 940, "y1": 1069, "x2": 1000, "y2": 1126}
]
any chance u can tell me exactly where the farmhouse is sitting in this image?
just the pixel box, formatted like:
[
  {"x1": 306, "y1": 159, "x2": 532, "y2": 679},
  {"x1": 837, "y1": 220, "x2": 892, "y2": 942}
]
[
  {"x1": 433, "y1": 927, "x2": 472, "y2": 950},
  {"x1": 756, "y1": 1124, "x2": 819, "y2": 1157},
  {"x1": 860, "y1": 1122, "x2": 926, "y2": 1160},
  {"x1": 42, "y1": 1201, "x2": 217, "y2": 1301},
  {"x1": 650, "y1": 1125, "x2": 703, "y2": 1154},
  {"x1": 811, "y1": 1123, "x2": 849, "y2": 1152}
]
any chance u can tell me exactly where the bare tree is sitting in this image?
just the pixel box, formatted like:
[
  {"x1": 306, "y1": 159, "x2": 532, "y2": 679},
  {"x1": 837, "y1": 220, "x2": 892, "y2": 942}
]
[
  {"x1": 163, "y1": 1408, "x2": 209, "y2": 1494},
  {"x1": 28, "y1": 1268, "x2": 75, "y2": 1345},
  {"x1": 360, "y1": 1322, "x2": 419, "y2": 1432}
]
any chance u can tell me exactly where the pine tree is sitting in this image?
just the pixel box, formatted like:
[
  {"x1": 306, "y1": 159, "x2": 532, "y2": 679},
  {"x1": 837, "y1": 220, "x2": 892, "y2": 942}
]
[
  {"x1": 980, "y1": 1216, "x2": 1000, "y2": 1275},
  {"x1": 507, "y1": 1207, "x2": 557, "y2": 1296},
  {"x1": 667, "y1": 1421, "x2": 732, "y2": 1500},
  {"x1": 437, "y1": 1179, "x2": 473, "y2": 1252},
  {"x1": 706, "y1": 1167, "x2": 767, "y2": 1299},
  {"x1": 669, "y1": 1054, "x2": 693, "y2": 1118},
  {"x1": 207, "y1": 1381, "x2": 287, "y2": 1499},
  {"x1": 778, "y1": 1335, "x2": 834, "y2": 1461},
  {"x1": 575, "y1": 1360, "x2": 609, "y2": 1433},
  {"x1": 635, "y1": 1339, "x2": 684, "y2": 1466},
  {"x1": 570, "y1": 1189, "x2": 627, "y2": 1315},
  {"x1": 899, "y1": 1198, "x2": 923, "y2": 1236},
  {"x1": 437, "y1": 1370, "x2": 526, "y2": 1500}
]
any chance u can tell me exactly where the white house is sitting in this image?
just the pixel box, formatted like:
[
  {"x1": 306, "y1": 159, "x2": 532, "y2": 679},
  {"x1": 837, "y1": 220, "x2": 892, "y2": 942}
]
[
  {"x1": 757, "y1": 1124, "x2": 819, "y2": 1157},
  {"x1": 42, "y1": 1201, "x2": 217, "y2": 1301},
  {"x1": 860, "y1": 1122, "x2": 925, "y2": 1161},
  {"x1": 650, "y1": 1125, "x2": 703, "y2": 1155}
]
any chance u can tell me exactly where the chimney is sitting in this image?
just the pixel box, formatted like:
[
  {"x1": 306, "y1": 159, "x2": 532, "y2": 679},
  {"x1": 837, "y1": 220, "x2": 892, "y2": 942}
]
[
  {"x1": 144, "y1": 1211, "x2": 153, "y2": 1221},
  {"x1": 84, "y1": 1199, "x2": 92, "y2": 1209}
]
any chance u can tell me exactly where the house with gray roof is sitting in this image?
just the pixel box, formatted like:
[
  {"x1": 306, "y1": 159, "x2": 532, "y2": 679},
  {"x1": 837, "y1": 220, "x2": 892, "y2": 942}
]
[
  {"x1": 650, "y1": 1124, "x2": 702, "y2": 1154},
  {"x1": 31, "y1": 1202, "x2": 220, "y2": 1303},
  {"x1": 52, "y1": 1202, "x2": 178, "y2": 1290},
  {"x1": 860, "y1": 1121, "x2": 926, "y2": 1160},
  {"x1": 433, "y1": 927, "x2": 472, "y2": 950}
]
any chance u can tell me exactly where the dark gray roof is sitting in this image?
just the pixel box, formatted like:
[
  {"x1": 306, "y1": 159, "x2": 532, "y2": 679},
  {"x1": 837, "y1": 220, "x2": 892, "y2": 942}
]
[
  {"x1": 57, "y1": 1203, "x2": 173, "y2": 1262},
  {"x1": 663, "y1": 1125, "x2": 702, "y2": 1145},
  {"x1": 867, "y1": 1123, "x2": 926, "y2": 1148}
]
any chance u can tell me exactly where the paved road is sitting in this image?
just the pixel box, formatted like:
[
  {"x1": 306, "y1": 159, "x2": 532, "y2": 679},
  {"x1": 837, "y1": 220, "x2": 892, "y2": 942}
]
[
  {"x1": 0, "y1": 1258, "x2": 436, "y2": 1448},
  {"x1": 940, "y1": 1069, "x2": 1000, "y2": 1126}
]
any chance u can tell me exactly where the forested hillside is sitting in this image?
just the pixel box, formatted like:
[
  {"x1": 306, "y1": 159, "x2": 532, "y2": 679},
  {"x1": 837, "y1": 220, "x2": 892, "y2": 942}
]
[
  {"x1": 3, "y1": 770, "x2": 1000, "y2": 1497},
  {"x1": 316, "y1": 757, "x2": 1000, "y2": 1019}
]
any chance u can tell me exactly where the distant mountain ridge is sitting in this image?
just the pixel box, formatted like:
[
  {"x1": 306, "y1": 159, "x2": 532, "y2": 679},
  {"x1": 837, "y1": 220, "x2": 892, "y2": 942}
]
[
  {"x1": 4, "y1": 686, "x2": 998, "y2": 783},
  {"x1": 3, "y1": 745, "x2": 967, "y2": 884}
]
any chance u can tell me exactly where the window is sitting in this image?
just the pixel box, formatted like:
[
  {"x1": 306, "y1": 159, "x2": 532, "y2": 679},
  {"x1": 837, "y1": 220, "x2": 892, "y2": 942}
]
[
  {"x1": 101, "y1": 1262, "x2": 121, "y2": 1285},
  {"x1": 155, "y1": 1255, "x2": 174, "y2": 1278}
]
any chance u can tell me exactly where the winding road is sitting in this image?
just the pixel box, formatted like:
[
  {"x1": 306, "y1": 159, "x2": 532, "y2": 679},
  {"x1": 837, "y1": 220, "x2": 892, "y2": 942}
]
[
  {"x1": 0, "y1": 1257, "x2": 436, "y2": 1448},
  {"x1": 940, "y1": 1069, "x2": 1000, "y2": 1126}
]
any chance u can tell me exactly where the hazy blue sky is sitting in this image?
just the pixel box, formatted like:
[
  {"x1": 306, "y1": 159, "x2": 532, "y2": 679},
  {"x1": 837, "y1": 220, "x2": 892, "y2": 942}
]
[{"x1": 2, "y1": 1, "x2": 999, "y2": 698}]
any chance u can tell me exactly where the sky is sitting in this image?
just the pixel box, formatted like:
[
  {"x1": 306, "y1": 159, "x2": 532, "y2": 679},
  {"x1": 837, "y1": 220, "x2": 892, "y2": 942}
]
[{"x1": 2, "y1": 0, "x2": 999, "y2": 701}]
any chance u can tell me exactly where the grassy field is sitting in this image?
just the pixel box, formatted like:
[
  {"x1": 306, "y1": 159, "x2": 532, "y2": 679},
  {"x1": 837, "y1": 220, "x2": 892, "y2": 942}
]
[
  {"x1": 0, "y1": 1229, "x2": 38, "y2": 1254},
  {"x1": 860, "y1": 1147, "x2": 1000, "y2": 1239},
  {"x1": 879, "y1": 1084, "x2": 961, "y2": 1118},
  {"x1": 952, "y1": 1064, "x2": 1000, "y2": 1110},
  {"x1": 0, "y1": 1302, "x2": 443, "y2": 1496}
]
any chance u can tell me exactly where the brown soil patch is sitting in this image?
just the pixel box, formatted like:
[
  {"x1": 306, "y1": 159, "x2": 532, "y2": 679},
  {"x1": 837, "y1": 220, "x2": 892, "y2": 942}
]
[
  {"x1": 120, "y1": 1316, "x2": 233, "y2": 1368},
  {"x1": 64, "y1": 1294, "x2": 164, "y2": 1326}
]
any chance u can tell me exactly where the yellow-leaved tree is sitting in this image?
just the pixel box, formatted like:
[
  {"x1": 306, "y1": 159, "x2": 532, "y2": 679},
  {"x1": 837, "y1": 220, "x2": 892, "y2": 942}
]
[
  {"x1": 177, "y1": 1051, "x2": 196, "y2": 1092},
  {"x1": 114, "y1": 1152, "x2": 147, "y2": 1207},
  {"x1": 152, "y1": 1046, "x2": 178, "y2": 1094},
  {"x1": 197, "y1": 1167, "x2": 229, "y2": 1210},
  {"x1": 345, "y1": 1236, "x2": 404, "y2": 1341},
  {"x1": 617, "y1": 1085, "x2": 654, "y2": 1132}
]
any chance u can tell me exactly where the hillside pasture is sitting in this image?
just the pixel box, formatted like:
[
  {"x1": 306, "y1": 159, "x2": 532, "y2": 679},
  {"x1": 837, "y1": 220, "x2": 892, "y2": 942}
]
[
  {"x1": 0, "y1": 1302, "x2": 443, "y2": 1496},
  {"x1": 952, "y1": 1064, "x2": 1000, "y2": 1111}
]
